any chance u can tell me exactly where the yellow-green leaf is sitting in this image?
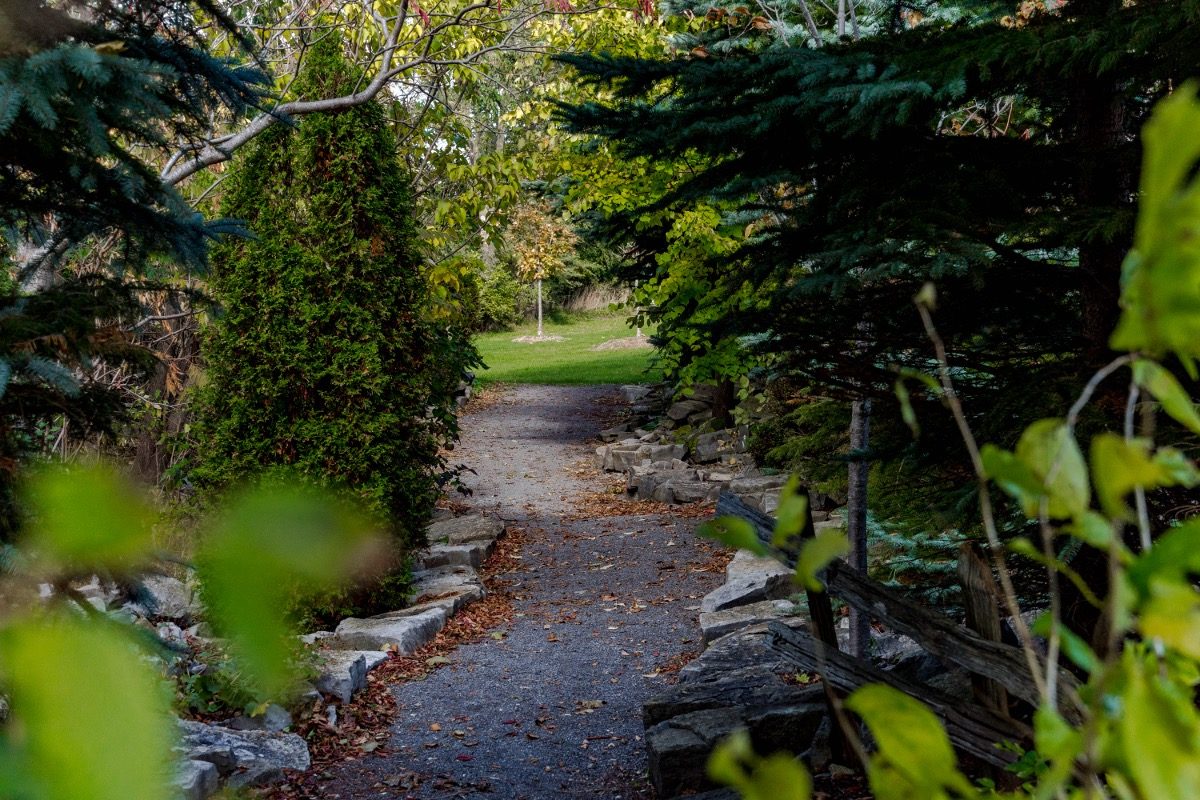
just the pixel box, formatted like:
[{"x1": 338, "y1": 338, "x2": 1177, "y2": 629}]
[
  {"x1": 794, "y1": 530, "x2": 849, "y2": 591},
  {"x1": 1133, "y1": 360, "x2": 1200, "y2": 435},
  {"x1": 0, "y1": 615, "x2": 176, "y2": 800},
  {"x1": 198, "y1": 484, "x2": 382, "y2": 696},
  {"x1": 22, "y1": 464, "x2": 156, "y2": 572},
  {"x1": 698, "y1": 516, "x2": 767, "y2": 556}
]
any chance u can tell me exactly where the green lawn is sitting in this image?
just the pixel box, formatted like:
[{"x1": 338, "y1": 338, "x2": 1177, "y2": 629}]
[{"x1": 473, "y1": 313, "x2": 662, "y2": 385}]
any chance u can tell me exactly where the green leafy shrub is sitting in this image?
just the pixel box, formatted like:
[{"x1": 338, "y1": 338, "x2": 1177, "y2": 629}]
[{"x1": 192, "y1": 36, "x2": 471, "y2": 616}]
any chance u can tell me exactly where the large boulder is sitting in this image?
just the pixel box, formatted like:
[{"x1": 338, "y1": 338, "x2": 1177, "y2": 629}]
[
  {"x1": 645, "y1": 700, "x2": 824, "y2": 798},
  {"x1": 332, "y1": 607, "x2": 446, "y2": 652},
  {"x1": 175, "y1": 720, "x2": 310, "y2": 788},
  {"x1": 140, "y1": 575, "x2": 202, "y2": 622},
  {"x1": 644, "y1": 664, "x2": 826, "y2": 728}
]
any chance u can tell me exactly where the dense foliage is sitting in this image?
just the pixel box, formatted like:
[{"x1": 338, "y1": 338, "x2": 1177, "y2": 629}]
[
  {"x1": 557, "y1": 0, "x2": 1200, "y2": 609},
  {"x1": 193, "y1": 36, "x2": 474, "y2": 617},
  {"x1": 0, "y1": 1, "x2": 263, "y2": 537}
]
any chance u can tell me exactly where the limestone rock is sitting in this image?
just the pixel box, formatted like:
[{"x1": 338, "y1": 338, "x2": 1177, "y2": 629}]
[
  {"x1": 700, "y1": 599, "x2": 801, "y2": 645},
  {"x1": 666, "y1": 399, "x2": 709, "y2": 422},
  {"x1": 701, "y1": 556, "x2": 794, "y2": 613},
  {"x1": 409, "y1": 565, "x2": 485, "y2": 612},
  {"x1": 644, "y1": 664, "x2": 826, "y2": 727},
  {"x1": 176, "y1": 720, "x2": 310, "y2": 788},
  {"x1": 299, "y1": 630, "x2": 334, "y2": 645},
  {"x1": 332, "y1": 607, "x2": 446, "y2": 652},
  {"x1": 645, "y1": 690, "x2": 825, "y2": 797},
  {"x1": 312, "y1": 650, "x2": 388, "y2": 703},
  {"x1": 645, "y1": 708, "x2": 742, "y2": 798},
  {"x1": 599, "y1": 424, "x2": 631, "y2": 442},
  {"x1": 678, "y1": 620, "x2": 808, "y2": 681},
  {"x1": 622, "y1": 384, "x2": 653, "y2": 403},
  {"x1": 141, "y1": 575, "x2": 201, "y2": 622},
  {"x1": 414, "y1": 539, "x2": 495, "y2": 571},
  {"x1": 173, "y1": 759, "x2": 220, "y2": 800},
  {"x1": 426, "y1": 514, "x2": 504, "y2": 546}
]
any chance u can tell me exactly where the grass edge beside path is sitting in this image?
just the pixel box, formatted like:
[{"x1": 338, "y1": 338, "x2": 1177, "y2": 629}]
[{"x1": 473, "y1": 312, "x2": 662, "y2": 386}]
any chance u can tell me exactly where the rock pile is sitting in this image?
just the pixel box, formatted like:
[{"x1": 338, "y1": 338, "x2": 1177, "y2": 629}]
[
  {"x1": 597, "y1": 383, "x2": 847, "y2": 517},
  {"x1": 643, "y1": 550, "x2": 823, "y2": 798}
]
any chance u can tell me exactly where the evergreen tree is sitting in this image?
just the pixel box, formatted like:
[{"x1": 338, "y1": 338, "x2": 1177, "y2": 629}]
[
  {"x1": 194, "y1": 35, "x2": 469, "y2": 618},
  {"x1": 0, "y1": 1, "x2": 264, "y2": 537},
  {"x1": 558, "y1": 0, "x2": 1200, "y2": 621}
]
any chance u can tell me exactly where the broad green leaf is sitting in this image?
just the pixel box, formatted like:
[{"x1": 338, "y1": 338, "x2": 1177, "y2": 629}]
[
  {"x1": 1133, "y1": 360, "x2": 1200, "y2": 435},
  {"x1": 1091, "y1": 434, "x2": 1198, "y2": 520},
  {"x1": 1112, "y1": 83, "x2": 1200, "y2": 361},
  {"x1": 846, "y1": 684, "x2": 973, "y2": 798},
  {"x1": 980, "y1": 445, "x2": 1045, "y2": 514},
  {"x1": 197, "y1": 484, "x2": 382, "y2": 696},
  {"x1": 698, "y1": 516, "x2": 767, "y2": 556},
  {"x1": 1127, "y1": 519, "x2": 1200, "y2": 597},
  {"x1": 1014, "y1": 419, "x2": 1089, "y2": 519},
  {"x1": 1118, "y1": 653, "x2": 1200, "y2": 799},
  {"x1": 1033, "y1": 704, "x2": 1082, "y2": 762},
  {"x1": 794, "y1": 530, "x2": 849, "y2": 591},
  {"x1": 1140, "y1": 579, "x2": 1200, "y2": 660},
  {"x1": 0, "y1": 614, "x2": 175, "y2": 800},
  {"x1": 22, "y1": 464, "x2": 156, "y2": 572},
  {"x1": 1065, "y1": 510, "x2": 1119, "y2": 552},
  {"x1": 772, "y1": 477, "x2": 808, "y2": 549},
  {"x1": 708, "y1": 729, "x2": 811, "y2": 800}
]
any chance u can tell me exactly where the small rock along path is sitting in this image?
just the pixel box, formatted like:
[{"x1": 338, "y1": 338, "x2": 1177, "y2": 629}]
[{"x1": 327, "y1": 384, "x2": 726, "y2": 799}]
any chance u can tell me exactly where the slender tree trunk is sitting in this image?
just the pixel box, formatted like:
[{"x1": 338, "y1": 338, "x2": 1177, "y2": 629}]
[
  {"x1": 536, "y1": 278, "x2": 544, "y2": 337},
  {"x1": 846, "y1": 397, "x2": 872, "y2": 657}
]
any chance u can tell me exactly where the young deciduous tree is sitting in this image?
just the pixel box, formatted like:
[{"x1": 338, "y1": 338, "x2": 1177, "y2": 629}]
[{"x1": 508, "y1": 201, "x2": 578, "y2": 337}]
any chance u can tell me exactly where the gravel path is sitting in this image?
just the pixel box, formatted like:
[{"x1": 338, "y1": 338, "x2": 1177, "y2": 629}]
[{"x1": 326, "y1": 384, "x2": 724, "y2": 799}]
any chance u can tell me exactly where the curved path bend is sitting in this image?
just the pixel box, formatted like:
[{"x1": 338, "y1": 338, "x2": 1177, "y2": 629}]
[{"x1": 329, "y1": 384, "x2": 724, "y2": 799}]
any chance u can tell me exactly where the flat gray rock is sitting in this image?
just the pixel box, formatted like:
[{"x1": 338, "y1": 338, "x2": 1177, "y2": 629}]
[
  {"x1": 726, "y1": 550, "x2": 792, "y2": 582},
  {"x1": 700, "y1": 598, "x2": 802, "y2": 644},
  {"x1": 700, "y1": 570, "x2": 794, "y2": 613},
  {"x1": 314, "y1": 651, "x2": 367, "y2": 703},
  {"x1": 679, "y1": 620, "x2": 809, "y2": 682},
  {"x1": 644, "y1": 664, "x2": 826, "y2": 727},
  {"x1": 414, "y1": 540, "x2": 495, "y2": 571},
  {"x1": 332, "y1": 607, "x2": 447, "y2": 652},
  {"x1": 175, "y1": 720, "x2": 309, "y2": 788},
  {"x1": 666, "y1": 399, "x2": 709, "y2": 421},
  {"x1": 426, "y1": 514, "x2": 504, "y2": 546},
  {"x1": 409, "y1": 565, "x2": 485, "y2": 612},
  {"x1": 173, "y1": 758, "x2": 219, "y2": 800}
]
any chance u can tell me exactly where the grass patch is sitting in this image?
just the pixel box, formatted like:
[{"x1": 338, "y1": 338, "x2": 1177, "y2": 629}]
[{"x1": 474, "y1": 312, "x2": 661, "y2": 385}]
